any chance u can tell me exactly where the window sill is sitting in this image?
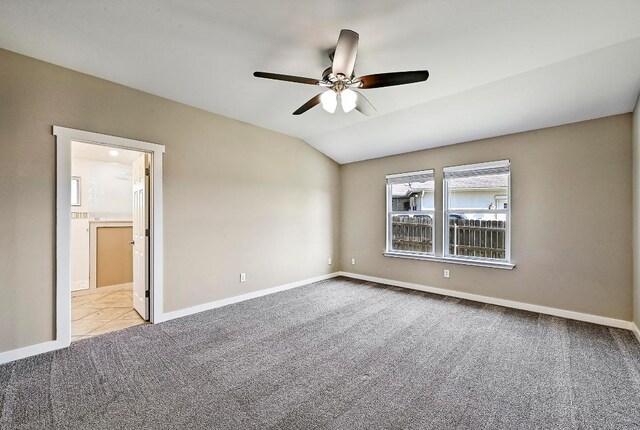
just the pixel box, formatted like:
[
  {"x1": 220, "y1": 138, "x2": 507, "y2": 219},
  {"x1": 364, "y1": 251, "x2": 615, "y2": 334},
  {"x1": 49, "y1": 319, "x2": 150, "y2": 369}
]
[{"x1": 383, "y1": 251, "x2": 515, "y2": 270}]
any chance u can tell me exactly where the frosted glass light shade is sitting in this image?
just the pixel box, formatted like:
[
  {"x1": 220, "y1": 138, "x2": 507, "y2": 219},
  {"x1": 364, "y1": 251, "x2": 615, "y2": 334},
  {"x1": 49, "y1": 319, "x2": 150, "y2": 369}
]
[
  {"x1": 320, "y1": 90, "x2": 337, "y2": 113},
  {"x1": 341, "y1": 89, "x2": 357, "y2": 113}
]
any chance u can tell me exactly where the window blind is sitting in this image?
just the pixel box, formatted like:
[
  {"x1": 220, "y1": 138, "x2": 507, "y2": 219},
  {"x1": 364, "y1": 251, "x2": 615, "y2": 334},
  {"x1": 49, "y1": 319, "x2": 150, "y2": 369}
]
[
  {"x1": 443, "y1": 160, "x2": 509, "y2": 179},
  {"x1": 386, "y1": 169, "x2": 435, "y2": 184}
]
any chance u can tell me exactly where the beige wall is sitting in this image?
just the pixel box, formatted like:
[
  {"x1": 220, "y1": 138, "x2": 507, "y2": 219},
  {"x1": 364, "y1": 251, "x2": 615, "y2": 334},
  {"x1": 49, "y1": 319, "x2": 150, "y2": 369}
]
[
  {"x1": 633, "y1": 94, "x2": 640, "y2": 327},
  {"x1": 0, "y1": 46, "x2": 634, "y2": 355},
  {"x1": 0, "y1": 49, "x2": 340, "y2": 352},
  {"x1": 341, "y1": 115, "x2": 633, "y2": 321}
]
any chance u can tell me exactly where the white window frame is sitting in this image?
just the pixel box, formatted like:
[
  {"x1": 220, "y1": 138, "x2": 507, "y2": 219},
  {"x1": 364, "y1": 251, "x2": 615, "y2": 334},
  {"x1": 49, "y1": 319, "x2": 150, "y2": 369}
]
[
  {"x1": 385, "y1": 169, "x2": 436, "y2": 256},
  {"x1": 443, "y1": 159, "x2": 511, "y2": 264}
]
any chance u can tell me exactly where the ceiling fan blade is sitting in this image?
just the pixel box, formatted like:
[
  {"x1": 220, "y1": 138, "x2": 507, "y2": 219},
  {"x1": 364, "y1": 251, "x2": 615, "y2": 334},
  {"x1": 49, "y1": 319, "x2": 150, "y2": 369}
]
[
  {"x1": 332, "y1": 29, "x2": 359, "y2": 78},
  {"x1": 293, "y1": 94, "x2": 322, "y2": 115},
  {"x1": 356, "y1": 70, "x2": 429, "y2": 89},
  {"x1": 353, "y1": 90, "x2": 376, "y2": 116},
  {"x1": 253, "y1": 72, "x2": 319, "y2": 85}
]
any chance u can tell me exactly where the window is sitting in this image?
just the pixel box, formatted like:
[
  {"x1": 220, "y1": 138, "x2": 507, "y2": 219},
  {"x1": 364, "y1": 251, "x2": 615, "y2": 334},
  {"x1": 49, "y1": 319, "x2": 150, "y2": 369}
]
[
  {"x1": 386, "y1": 169, "x2": 435, "y2": 255},
  {"x1": 71, "y1": 176, "x2": 82, "y2": 206},
  {"x1": 443, "y1": 160, "x2": 510, "y2": 262}
]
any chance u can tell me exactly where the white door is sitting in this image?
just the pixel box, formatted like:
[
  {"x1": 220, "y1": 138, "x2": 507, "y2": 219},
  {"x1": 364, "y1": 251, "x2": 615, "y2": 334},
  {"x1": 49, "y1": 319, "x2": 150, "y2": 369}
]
[{"x1": 132, "y1": 153, "x2": 150, "y2": 320}]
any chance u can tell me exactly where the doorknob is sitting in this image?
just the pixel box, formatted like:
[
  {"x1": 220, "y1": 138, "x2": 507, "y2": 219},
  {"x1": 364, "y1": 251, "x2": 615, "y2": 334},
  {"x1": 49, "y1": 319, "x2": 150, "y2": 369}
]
[{"x1": 129, "y1": 241, "x2": 135, "y2": 245}]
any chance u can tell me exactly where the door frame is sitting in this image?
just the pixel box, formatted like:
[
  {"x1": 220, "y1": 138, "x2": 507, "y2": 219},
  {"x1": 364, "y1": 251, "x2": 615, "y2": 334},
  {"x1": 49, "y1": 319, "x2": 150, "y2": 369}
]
[{"x1": 53, "y1": 126, "x2": 165, "y2": 346}]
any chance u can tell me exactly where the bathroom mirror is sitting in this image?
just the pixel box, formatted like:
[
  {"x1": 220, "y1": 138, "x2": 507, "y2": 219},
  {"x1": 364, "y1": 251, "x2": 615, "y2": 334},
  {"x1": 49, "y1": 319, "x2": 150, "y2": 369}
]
[{"x1": 71, "y1": 176, "x2": 82, "y2": 206}]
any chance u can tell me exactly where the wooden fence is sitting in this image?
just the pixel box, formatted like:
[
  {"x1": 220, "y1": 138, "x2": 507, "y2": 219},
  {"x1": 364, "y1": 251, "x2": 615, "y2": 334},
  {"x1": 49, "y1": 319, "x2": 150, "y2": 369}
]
[
  {"x1": 449, "y1": 219, "x2": 506, "y2": 259},
  {"x1": 391, "y1": 215, "x2": 433, "y2": 253},
  {"x1": 391, "y1": 216, "x2": 506, "y2": 259}
]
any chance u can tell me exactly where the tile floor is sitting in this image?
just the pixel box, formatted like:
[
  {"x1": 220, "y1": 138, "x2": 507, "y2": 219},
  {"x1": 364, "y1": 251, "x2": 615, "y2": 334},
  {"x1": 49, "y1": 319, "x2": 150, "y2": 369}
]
[{"x1": 71, "y1": 286, "x2": 146, "y2": 341}]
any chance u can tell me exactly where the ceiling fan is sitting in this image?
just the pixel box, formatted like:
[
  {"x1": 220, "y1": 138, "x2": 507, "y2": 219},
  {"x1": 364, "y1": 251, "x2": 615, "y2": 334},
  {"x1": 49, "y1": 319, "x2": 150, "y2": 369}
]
[{"x1": 253, "y1": 29, "x2": 429, "y2": 116}]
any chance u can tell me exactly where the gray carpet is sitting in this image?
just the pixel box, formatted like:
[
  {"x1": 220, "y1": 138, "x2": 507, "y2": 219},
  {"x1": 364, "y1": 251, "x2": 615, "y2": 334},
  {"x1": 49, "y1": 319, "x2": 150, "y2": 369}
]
[{"x1": 1, "y1": 277, "x2": 640, "y2": 430}]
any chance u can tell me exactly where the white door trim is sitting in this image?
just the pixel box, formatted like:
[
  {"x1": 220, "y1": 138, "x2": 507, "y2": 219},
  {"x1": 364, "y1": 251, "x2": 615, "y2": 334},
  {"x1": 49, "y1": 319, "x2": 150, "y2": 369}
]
[{"x1": 53, "y1": 126, "x2": 165, "y2": 348}]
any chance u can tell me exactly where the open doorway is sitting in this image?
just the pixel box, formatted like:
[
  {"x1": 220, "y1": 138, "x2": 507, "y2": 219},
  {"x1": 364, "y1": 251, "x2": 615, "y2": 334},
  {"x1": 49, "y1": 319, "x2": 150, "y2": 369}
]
[
  {"x1": 70, "y1": 142, "x2": 150, "y2": 340},
  {"x1": 54, "y1": 126, "x2": 165, "y2": 348}
]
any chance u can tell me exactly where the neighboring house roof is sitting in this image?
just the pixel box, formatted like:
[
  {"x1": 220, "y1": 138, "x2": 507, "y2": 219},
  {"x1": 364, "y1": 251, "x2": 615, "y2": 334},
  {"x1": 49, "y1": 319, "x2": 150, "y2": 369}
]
[
  {"x1": 392, "y1": 175, "x2": 508, "y2": 197},
  {"x1": 391, "y1": 182, "x2": 434, "y2": 197}
]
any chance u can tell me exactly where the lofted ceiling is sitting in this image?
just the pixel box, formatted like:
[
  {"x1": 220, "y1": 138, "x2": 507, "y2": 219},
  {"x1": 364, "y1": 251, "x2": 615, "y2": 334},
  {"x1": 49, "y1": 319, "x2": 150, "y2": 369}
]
[{"x1": 1, "y1": 1, "x2": 640, "y2": 164}]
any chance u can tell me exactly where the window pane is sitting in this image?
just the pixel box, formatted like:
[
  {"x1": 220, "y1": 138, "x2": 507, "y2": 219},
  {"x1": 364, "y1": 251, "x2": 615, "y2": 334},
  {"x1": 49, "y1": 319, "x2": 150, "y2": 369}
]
[
  {"x1": 391, "y1": 180, "x2": 434, "y2": 211},
  {"x1": 71, "y1": 177, "x2": 81, "y2": 206},
  {"x1": 447, "y1": 214, "x2": 506, "y2": 260},
  {"x1": 388, "y1": 173, "x2": 435, "y2": 255},
  {"x1": 391, "y1": 213, "x2": 433, "y2": 254},
  {"x1": 448, "y1": 173, "x2": 508, "y2": 210}
]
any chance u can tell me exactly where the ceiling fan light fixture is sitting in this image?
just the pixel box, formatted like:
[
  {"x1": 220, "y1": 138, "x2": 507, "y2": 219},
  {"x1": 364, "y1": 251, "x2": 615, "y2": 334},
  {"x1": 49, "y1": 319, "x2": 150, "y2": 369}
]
[
  {"x1": 320, "y1": 90, "x2": 337, "y2": 113},
  {"x1": 253, "y1": 29, "x2": 429, "y2": 116},
  {"x1": 340, "y1": 89, "x2": 357, "y2": 113}
]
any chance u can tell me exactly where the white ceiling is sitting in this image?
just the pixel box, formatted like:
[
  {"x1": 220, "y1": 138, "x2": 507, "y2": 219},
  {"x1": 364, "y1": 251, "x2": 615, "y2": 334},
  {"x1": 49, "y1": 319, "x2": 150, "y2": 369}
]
[
  {"x1": 2, "y1": 1, "x2": 640, "y2": 164},
  {"x1": 72, "y1": 141, "x2": 141, "y2": 164}
]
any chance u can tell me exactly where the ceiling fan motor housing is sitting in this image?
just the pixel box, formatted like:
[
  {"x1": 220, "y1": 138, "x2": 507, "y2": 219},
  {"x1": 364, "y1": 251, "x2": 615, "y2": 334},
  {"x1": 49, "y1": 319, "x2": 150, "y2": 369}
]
[{"x1": 322, "y1": 66, "x2": 355, "y2": 86}]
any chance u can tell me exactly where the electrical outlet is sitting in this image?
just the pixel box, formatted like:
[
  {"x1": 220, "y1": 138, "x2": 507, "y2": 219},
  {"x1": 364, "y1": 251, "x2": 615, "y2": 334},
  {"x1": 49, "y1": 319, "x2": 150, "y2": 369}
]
[
  {"x1": 328, "y1": 257, "x2": 332, "y2": 265},
  {"x1": 351, "y1": 258, "x2": 356, "y2": 265},
  {"x1": 240, "y1": 273, "x2": 246, "y2": 282},
  {"x1": 443, "y1": 270, "x2": 450, "y2": 279}
]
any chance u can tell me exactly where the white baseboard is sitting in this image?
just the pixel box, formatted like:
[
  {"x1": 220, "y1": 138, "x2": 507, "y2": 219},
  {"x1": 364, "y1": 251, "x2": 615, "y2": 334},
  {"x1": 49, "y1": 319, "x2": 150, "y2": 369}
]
[
  {"x1": 339, "y1": 271, "x2": 634, "y2": 331},
  {"x1": 71, "y1": 282, "x2": 132, "y2": 296},
  {"x1": 71, "y1": 279, "x2": 88, "y2": 291},
  {"x1": 3, "y1": 271, "x2": 633, "y2": 365},
  {"x1": 0, "y1": 273, "x2": 339, "y2": 365},
  {"x1": 0, "y1": 340, "x2": 68, "y2": 366},
  {"x1": 155, "y1": 272, "x2": 340, "y2": 323},
  {"x1": 632, "y1": 323, "x2": 640, "y2": 344}
]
